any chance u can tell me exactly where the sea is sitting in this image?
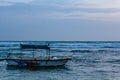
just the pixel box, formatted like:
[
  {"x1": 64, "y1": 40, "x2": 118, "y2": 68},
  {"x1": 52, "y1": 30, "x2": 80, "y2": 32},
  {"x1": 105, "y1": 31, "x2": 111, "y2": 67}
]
[{"x1": 0, "y1": 41, "x2": 120, "y2": 80}]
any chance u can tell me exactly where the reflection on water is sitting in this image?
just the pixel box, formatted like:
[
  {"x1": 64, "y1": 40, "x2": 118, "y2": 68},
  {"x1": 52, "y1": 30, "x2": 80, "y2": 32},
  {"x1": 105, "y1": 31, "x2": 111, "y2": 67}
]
[{"x1": 6, "y1": 65, "x2": 68, "y2": 71}]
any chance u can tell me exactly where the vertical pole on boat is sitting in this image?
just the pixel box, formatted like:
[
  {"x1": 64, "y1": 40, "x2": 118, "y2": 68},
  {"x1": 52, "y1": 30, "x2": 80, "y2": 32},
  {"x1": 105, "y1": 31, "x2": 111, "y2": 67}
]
[
  {"x1": 48, "y1": 43, "x2": 50, "y2": 58},
  {"x1": 46, "y1": 49, "x2": 50, "y2": 59},
  {"x1": 48, "y1": 49, "x2": 50, "y2": 58},
  {"x1": 20, "y1": 44, "x2": 22, "y2": 59},
  {"x1": 32, "y1": 49, "x2": 34, "y2": 59}
]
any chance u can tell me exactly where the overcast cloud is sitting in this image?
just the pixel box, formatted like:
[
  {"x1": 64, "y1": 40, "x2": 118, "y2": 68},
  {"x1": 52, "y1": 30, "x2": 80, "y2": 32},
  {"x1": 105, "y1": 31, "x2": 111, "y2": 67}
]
[{"x1": 0, "y1": 0, "x2": 120, "y2": 40}]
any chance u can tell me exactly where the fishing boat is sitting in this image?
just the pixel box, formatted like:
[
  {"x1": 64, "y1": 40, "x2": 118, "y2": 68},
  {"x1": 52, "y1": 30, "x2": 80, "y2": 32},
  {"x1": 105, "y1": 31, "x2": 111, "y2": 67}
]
[{"x1": 3, "y1": 44, "x2": 72, "y2": 67}]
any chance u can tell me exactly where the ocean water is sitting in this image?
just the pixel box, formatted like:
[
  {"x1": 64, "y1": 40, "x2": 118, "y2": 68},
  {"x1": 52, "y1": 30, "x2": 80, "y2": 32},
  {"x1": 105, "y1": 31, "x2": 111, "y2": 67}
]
[{"x1": 0, "y1": 41, "x2": 120, "y2": 80}]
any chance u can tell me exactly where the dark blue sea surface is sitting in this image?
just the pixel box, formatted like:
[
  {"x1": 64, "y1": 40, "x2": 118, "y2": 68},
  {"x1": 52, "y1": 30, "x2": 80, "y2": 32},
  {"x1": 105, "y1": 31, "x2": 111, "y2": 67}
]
[{"x1": 0, "y1": 41, "x2": 120, "y2": 80}]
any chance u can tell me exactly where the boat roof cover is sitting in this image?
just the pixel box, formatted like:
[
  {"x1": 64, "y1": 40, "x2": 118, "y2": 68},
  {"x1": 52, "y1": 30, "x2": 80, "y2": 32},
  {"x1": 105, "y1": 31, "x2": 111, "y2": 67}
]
[{"x1": 20, "y1": 44, "x2": 50, "y2": 49}]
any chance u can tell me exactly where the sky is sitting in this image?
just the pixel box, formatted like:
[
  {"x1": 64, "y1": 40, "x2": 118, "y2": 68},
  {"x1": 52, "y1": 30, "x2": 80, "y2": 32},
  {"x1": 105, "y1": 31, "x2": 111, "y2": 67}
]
[{"x1": 0, "y1": 0, "x2": 120, "y2": 41}]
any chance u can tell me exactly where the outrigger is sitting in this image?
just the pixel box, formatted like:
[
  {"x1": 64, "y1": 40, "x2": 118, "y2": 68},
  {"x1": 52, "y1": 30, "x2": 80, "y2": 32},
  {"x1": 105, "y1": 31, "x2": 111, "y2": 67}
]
[{"x1": 0, "y1": 44, "x2": 72, "y2": 67}]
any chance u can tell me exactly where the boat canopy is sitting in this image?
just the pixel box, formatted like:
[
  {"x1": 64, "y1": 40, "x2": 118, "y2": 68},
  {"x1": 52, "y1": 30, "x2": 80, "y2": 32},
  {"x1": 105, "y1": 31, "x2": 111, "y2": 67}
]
[{"x1": 20, "y1": 44, "x2": 50, "y2": 49}]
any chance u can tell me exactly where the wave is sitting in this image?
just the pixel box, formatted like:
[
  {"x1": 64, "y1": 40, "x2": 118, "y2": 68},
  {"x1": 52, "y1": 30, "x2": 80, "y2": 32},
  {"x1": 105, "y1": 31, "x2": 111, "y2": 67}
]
[
  {"x1": 71, "y1": 50, "x2": 93, "y2": 53},
  {"x1": 70, "y1": 49, "x2": 119, "y2": 53},
  {"x1": 0, "y1": 42, "x2": 19, "y2": 47},
  {"x1": 51, "y1": 48, "x2": 113, "y2": 53},
  {"x1": 51, "y1": 48, "x2": 70, "y2": 53},
  {"x1": 50, "y1": 41, "x2": 120, "y2": 49},
  {"x1": 52, "y1": 44, "x2": 120, "y2": 49},
  {"x1": 105, "y1": 59, "x2": 120, "y2": 64}
]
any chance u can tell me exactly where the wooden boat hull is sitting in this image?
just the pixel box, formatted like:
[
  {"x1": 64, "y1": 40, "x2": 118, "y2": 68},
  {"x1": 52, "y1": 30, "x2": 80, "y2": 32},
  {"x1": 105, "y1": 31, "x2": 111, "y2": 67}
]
[{"x1": 6, "y1": 57, "x2": 71, "y2": 67}]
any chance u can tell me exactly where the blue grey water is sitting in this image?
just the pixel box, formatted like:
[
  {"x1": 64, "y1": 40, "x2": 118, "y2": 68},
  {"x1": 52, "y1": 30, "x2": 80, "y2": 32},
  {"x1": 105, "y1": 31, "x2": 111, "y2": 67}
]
[{"x1": 0, "y1": 41, "x2": 120, "y2": 80}]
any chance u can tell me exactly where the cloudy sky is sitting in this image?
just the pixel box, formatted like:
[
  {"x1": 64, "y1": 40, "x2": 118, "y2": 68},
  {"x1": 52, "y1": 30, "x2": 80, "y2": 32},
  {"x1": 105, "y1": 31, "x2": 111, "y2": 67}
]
[{"x1": 0, "y1": 0, "x2": 120, "y2": 41}]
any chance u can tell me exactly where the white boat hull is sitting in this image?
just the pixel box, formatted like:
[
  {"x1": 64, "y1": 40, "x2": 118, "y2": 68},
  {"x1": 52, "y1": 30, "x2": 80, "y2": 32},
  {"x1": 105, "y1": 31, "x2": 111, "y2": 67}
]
[{"x1": 6, "y1": 57, "x2": 71, "y2": 67}]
